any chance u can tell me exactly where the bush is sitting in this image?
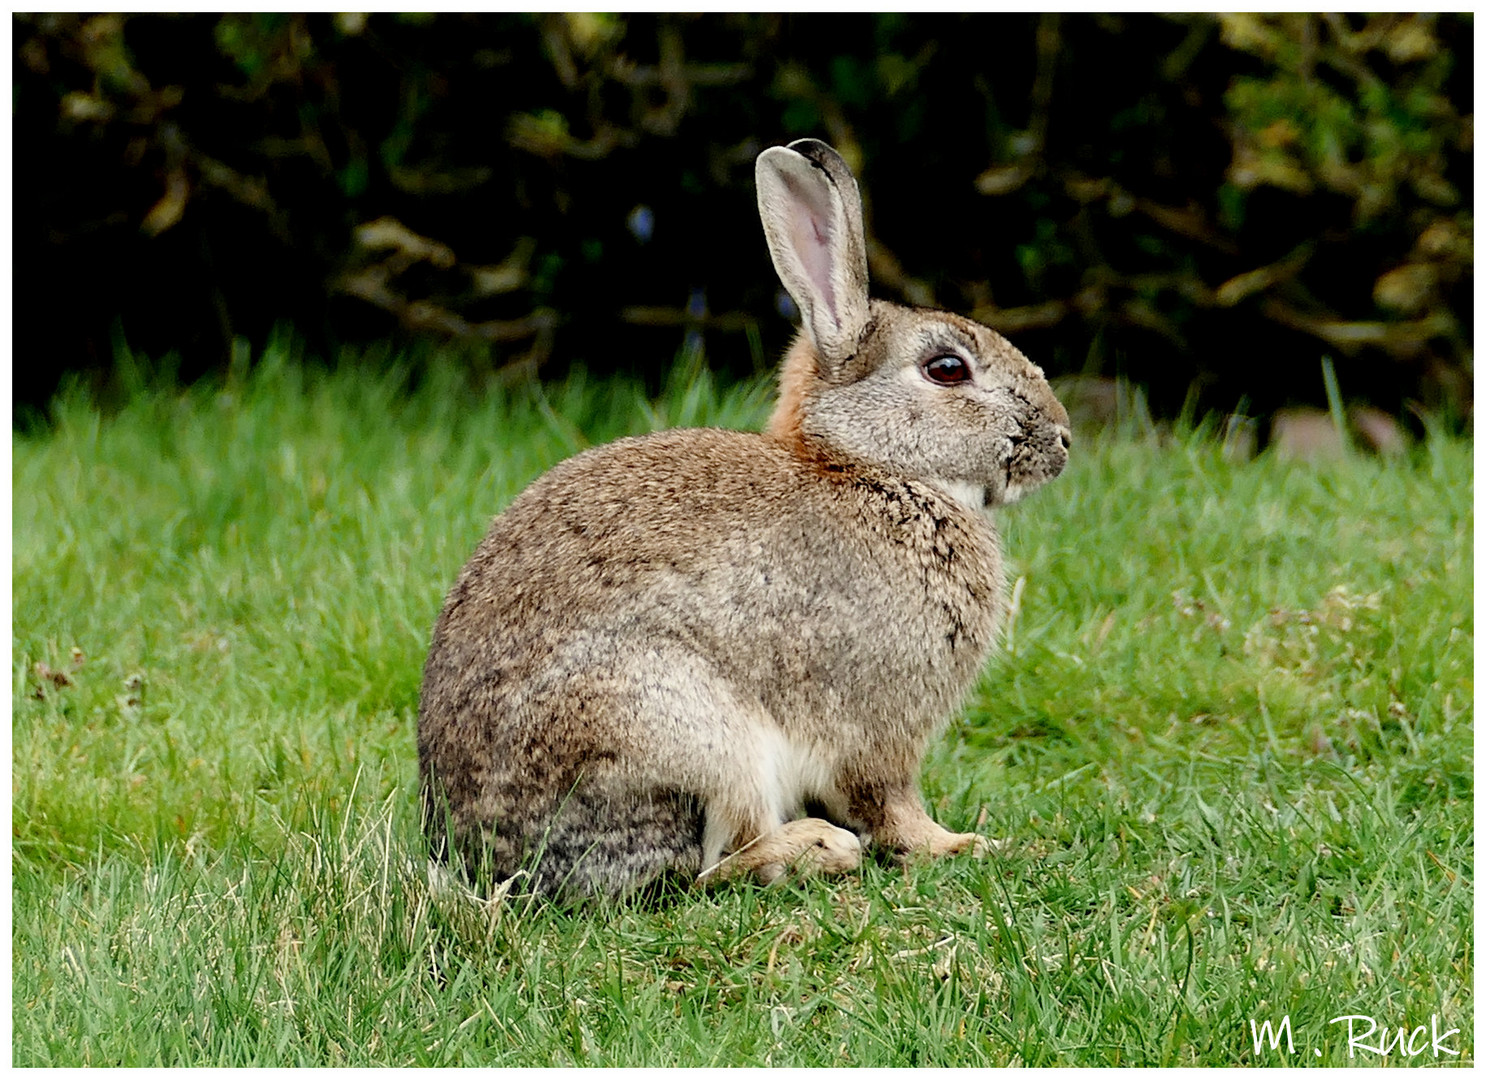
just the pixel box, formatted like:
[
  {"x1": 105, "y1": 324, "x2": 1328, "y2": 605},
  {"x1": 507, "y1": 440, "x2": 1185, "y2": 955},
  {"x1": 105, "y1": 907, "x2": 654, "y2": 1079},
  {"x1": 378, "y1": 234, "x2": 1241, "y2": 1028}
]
[{"x1": 13, "y1": 13, "x2": 1473, "y2": 424}]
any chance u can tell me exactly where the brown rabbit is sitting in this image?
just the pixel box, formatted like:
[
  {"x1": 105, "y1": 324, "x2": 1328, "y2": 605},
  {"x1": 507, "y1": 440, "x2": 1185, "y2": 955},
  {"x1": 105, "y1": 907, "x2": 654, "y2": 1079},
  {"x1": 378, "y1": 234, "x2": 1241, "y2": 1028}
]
[{"x1": 418, "y1": 139, "x2": 1070, "y2": 896}]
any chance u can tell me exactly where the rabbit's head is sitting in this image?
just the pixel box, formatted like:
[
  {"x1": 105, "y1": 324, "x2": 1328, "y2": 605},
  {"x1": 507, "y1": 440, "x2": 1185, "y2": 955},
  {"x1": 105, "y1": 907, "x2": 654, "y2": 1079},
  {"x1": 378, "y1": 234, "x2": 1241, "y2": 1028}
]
[{"x1": 757, "y1": 139, "x2": 1070, "y2": 509}]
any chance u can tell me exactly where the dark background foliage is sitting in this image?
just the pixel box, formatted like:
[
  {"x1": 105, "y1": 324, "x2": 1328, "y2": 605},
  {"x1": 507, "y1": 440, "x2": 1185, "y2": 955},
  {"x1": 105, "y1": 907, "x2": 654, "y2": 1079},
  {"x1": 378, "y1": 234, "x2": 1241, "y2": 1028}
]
[{"x1": 13, "y1": 12, "x2": 1473, "y2": 427}]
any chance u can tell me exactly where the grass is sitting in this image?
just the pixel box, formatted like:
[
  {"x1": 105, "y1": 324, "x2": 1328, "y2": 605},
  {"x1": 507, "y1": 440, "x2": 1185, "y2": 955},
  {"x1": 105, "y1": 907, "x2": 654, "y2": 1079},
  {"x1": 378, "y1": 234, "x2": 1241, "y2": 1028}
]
[{"x1": 12, "y1": 343, "x2": 1473, "y2": 1065}]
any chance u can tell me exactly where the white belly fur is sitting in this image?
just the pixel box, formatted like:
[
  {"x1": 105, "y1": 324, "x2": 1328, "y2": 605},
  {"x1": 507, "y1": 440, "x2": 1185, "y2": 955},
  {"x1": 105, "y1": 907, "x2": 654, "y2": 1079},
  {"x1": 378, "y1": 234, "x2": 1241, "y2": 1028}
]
[{"x1": 701, "y1": 726, "x2": 845, "y2": 867}]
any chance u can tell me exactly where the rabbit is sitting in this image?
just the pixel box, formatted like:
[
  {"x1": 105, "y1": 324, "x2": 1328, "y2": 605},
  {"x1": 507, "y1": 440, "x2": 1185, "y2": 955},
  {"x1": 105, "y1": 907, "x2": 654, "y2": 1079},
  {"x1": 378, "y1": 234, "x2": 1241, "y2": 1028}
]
[{"x1": 417, "y1": 138, "x2": 1070, "y2": 898}]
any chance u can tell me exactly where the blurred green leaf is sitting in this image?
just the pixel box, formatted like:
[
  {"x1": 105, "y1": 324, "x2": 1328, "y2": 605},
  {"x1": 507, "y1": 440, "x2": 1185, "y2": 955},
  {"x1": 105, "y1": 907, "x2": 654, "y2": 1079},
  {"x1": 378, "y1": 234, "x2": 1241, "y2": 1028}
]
[{"x1": 10, "y1": 12, "x2": 1473, "y2": 426}]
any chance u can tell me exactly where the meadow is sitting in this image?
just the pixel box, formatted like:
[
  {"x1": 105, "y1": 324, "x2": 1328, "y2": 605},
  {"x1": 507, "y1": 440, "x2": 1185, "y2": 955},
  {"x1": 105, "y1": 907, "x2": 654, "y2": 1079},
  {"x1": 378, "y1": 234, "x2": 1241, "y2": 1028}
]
[{"x1": 12, "y1": 345, "x2": 1473, "y2": 1065}]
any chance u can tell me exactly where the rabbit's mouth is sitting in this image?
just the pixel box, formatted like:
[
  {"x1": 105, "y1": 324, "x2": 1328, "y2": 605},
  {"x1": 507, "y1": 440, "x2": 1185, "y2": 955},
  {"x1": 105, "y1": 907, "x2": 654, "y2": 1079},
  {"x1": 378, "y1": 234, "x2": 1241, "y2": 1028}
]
[{"x1": 1002, "y1": 423, "x2": 1070, "y2": 504}]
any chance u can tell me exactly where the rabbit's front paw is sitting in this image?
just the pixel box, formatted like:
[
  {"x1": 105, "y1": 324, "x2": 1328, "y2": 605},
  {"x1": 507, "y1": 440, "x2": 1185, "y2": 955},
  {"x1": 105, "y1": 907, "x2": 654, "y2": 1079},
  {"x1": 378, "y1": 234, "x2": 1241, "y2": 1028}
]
[
  {"x1": 876, "y1": 801, "x2": 1006, "y2": 862},
  {"x1": 928, "y1": 830, "x2": 994, "y2": 858}
]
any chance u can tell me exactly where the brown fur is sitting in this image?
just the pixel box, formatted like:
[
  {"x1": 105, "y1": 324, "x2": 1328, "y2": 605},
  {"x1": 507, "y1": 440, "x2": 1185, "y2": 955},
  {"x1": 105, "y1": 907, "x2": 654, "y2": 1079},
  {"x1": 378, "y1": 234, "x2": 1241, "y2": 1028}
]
[
  {"x1": 765, "y1": 336, "x2": 817, "y2": 446},
  {"x1": 418, "y1": 140, "x2": 1070, "y2": 897}
]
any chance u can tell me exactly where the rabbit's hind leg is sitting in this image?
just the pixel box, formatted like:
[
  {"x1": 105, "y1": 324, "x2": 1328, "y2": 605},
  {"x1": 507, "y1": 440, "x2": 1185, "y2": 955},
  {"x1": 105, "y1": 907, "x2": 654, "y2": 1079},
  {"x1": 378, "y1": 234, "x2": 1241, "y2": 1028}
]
[
  {"x1": 526, "y1": 786, "x2": 707, "y2": 897},
  {"x1": 695, "y1": 817, "x2": 862, "y2": 886}
]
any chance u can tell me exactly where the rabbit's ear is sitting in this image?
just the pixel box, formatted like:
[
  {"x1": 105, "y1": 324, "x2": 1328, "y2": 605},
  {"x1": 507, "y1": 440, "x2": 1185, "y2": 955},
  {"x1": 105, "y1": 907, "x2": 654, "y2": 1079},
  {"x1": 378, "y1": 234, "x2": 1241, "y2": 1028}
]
[{"x1": 756, "y1": 139, "x2": 870, "y2": 370}]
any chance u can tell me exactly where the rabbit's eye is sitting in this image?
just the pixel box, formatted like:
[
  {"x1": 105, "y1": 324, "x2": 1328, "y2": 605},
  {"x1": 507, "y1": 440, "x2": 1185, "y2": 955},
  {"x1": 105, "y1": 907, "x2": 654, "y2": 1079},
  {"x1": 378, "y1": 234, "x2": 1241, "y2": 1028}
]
[{"x1": 923, "y1": 355, "x2": 971, "y2": 385}]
